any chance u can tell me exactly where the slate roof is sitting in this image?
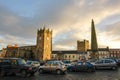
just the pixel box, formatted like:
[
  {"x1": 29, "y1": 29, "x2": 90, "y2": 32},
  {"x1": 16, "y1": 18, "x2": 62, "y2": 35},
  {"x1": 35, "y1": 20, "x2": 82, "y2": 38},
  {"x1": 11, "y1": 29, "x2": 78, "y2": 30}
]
[
  {"x1": 52, "y1": 50, "x2": 87, "y2": 54},
  {"x1": 87, "y1": 48, "x2": 109, "y2": 51}
]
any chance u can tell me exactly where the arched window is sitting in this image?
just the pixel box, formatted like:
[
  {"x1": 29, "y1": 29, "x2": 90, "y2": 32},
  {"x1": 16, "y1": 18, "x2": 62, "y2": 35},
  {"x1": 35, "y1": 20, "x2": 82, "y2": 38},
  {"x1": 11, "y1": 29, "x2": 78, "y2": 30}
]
[{"x1": 73, "y1": 55, "x2": 75, "y2": 58}]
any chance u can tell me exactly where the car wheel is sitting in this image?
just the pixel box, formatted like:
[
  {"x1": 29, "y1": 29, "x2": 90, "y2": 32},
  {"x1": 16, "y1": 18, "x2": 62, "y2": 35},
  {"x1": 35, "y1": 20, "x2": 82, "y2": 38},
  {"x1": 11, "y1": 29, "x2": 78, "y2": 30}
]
[
  {"x1": 56, "y1": 70, "x2": 62, "y2": 75},
  {"x1": 112, "y1": 67, "x2": 117, "y2": 70},
  {"x1": 39, "y1": 69, "x2": 43, "y2": 74},
  {"x1": 21, "y1": 70, "x2": 27, "y2": 77}
]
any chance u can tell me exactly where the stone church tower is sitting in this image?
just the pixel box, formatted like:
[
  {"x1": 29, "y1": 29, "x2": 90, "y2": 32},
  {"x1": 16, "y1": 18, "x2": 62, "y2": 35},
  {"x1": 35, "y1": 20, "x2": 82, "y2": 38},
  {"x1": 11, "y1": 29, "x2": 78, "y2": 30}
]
[{"x1": 36, "y1": 28, "x2": 52, "y2": 60}]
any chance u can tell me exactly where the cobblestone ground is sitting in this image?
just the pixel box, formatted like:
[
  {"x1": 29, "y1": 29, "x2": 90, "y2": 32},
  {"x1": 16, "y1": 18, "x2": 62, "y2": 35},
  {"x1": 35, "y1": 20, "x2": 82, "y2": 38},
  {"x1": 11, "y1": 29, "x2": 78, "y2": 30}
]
[{"x1": 1, "y1": 68, "x2": 120, "y2": 80}]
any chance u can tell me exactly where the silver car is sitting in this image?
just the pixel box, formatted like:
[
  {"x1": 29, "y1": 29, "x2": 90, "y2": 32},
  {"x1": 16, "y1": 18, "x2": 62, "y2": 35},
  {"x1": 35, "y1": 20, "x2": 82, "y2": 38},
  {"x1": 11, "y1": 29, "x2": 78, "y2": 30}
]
[
  {"x1": 94, "y1": 59, "x2": 118, "y2": 70},
  {"x1": 39, "y1": 61, "x2": 67, "y2": 75}
]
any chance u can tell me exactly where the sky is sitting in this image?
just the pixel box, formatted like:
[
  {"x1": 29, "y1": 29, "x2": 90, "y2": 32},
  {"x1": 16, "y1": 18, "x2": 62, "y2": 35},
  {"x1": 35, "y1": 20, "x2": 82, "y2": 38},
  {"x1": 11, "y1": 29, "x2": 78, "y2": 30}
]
[{"x1": 0, "y1": 0, "x2": 120, "y2": 50}]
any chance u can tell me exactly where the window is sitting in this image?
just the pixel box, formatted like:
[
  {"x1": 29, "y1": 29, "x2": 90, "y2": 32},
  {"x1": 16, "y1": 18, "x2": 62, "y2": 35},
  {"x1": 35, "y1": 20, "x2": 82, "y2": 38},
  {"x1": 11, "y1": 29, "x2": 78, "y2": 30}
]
[
  {"x1": 34, "y1": 62, "x2": 39, "y2": 64},
  {"x1": 11, "y1": 59, "x2": 18, "y2": 65},
  {"x1": 3, "y1": 59, "x2": 10, "y2": 63},
  {"x1": 18, "y1": 59, "x2": 26, "y2": 65},
  {"x1": 46, "y1": 61, "x2": 52, "y2": 66},
  {"x1": 52, "y1": 62, "x2": 58, "y2": 66},
  {"x1": 0, "y1": 59, "x2": 11, "y2": 65},
  {"x1": 77, "y1": 62, "x2": 83, "y2": 65},
  {"x1": 69, "y1": 55, "x2": 71, "y2": 58},
  {"x1": 65, "y1": 55, "x2": 67, "y2": 58},
  {"x1": 73, "y1": 55, "x2": 75, "y2": 58},
  {"x1": 105, "y1": 60, "x2": 111, "y2": 63},
  {"x1": 96, "y1": 60, "x2": 103, "y2": 64},
  {"x1": 26, "y1": 61, "x2": 32, "y2": 65}
]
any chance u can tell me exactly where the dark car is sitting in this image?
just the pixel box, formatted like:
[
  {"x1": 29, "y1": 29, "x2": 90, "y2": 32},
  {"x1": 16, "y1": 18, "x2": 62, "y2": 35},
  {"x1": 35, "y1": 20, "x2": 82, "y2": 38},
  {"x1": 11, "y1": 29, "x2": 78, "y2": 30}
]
[
  {"x1": 0, "y1": 58, "x2": 38, "y2": 77},
  {"x1": 117, "y1": 59, "x2": 120, "y2": 66},
  {"x1": 67, "y1": 62, "x2": 95, "y2": 72}
]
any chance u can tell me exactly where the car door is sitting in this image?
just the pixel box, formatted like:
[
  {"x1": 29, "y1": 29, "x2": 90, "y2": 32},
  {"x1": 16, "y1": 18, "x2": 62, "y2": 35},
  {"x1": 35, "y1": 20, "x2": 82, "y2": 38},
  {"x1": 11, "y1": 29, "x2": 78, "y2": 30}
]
[
  {"x1": 10, "y1": 59, "x2": 20, "y2": 73},
  {"x1": 44, "y1": 61, "x2": 52, "y2": 72},
  {"x1": 76, "y1": 62, "x2": 83, "y2": 71},
  {"x1": 1, "y1": 59, "x2": 12, "y2": 73},
  {"x1": 83, "y1": 62, "x2": 90, "y2": 71},
  {"x1": 104, "y1": 59, "x2": 112, "y2": 69},
  {"x1": 50, "y1": 61, "x2": 58, "y2": 72},
  {"x1": 95, "y1": 60, "x2": 104, "y2": 69}
]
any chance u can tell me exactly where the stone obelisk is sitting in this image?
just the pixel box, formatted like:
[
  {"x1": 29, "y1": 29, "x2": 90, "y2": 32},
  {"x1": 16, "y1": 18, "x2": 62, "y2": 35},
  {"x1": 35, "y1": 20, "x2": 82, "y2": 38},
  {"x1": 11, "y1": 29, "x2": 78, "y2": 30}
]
[{"x1": 91, "y1": 19, "x2": 98, "y2": 59}]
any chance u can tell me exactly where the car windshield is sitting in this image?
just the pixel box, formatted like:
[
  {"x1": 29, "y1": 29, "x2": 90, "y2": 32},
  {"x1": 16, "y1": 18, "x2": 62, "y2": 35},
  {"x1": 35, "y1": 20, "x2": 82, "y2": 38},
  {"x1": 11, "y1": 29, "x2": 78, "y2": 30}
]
[
  {"x1": 63, "y1": 60, "x2": 71, "y2": 64},
  {"x1": 18, "y1": 59, "x2": 26, "y2": 65},
  {"x1": 88, "y1": 59, "x2": 97, "y2": 62},
  {"x1": 85, "y1": 62, "x2": 92, "y2": 65},
  {"x1": 26, "y1": 61, "x2": 32, "y2": 65}
]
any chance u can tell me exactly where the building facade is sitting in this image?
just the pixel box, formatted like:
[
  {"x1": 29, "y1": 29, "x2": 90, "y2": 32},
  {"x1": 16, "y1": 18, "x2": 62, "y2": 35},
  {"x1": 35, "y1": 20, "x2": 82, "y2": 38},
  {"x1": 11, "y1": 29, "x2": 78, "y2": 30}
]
[
  {"x1": 109, "y1": 49, "x2": 120, "y2": 58},
  {"x1": 87, "y1": 47, "x2": 109, "y2": 59},
  {"x1": 52, "y1": 50, "x2": 88, "y2": 61}
]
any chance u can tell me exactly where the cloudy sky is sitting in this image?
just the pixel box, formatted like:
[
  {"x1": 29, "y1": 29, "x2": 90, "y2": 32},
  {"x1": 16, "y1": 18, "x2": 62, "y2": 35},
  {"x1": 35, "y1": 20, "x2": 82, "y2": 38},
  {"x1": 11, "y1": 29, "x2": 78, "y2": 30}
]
[{"x1": 0, "y1": 0, "x2": 120, "y2": 50}]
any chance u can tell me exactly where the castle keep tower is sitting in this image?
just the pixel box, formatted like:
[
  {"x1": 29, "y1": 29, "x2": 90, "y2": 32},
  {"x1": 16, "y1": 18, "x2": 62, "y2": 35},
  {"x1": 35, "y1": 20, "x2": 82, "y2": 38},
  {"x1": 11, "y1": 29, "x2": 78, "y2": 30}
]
[
  {"x1": 36, "y1": 28, "x2": 52, "y2": 60},
  {"x1": 91, "y1": 19, "x2": 98, "y2": 59},
  {"x1": 77, "y1": 40, "x2": 89, "y2": 52}
]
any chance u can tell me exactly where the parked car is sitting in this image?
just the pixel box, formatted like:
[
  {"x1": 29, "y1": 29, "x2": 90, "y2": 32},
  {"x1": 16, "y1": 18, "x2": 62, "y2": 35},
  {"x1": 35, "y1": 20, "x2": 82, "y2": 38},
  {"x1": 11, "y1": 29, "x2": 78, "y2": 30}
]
[
  {"x1": 0, "y1": 58, "x2": 38, "y2": 77},
  {"x1": 39, "y1": 61, "x2": 67, "y2": 75},
  {"x1": 117, "y1": 59, "x2": 120, "y2": 66},
  {"x1": 94, "y1": 59, "x2": 118, "y2": 70},
  {"x1": 67, "y1": 61, "x2": 95, "y2": 72},
  {"x1": 26, "y1": 60, "x2": 40, "y2": 67}
]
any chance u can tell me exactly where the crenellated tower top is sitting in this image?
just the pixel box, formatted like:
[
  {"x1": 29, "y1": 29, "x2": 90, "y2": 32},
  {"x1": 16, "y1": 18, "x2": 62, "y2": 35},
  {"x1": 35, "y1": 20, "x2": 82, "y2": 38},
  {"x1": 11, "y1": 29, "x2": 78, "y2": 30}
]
[{"x1": 37, "y1": 27, "x2": 52, "y2": 34}]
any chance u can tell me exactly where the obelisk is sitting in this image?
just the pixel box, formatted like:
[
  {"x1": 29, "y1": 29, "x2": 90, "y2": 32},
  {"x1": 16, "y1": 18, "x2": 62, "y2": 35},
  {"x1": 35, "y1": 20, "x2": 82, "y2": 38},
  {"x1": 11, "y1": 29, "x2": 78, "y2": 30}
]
[{"x1": 91, "y1": 19, "x2": 98, "y2": 59}]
